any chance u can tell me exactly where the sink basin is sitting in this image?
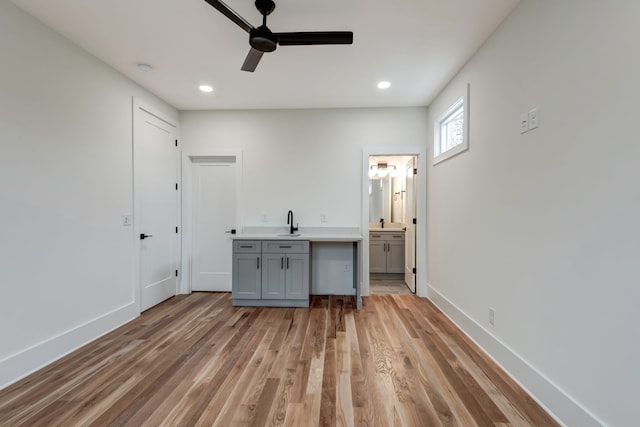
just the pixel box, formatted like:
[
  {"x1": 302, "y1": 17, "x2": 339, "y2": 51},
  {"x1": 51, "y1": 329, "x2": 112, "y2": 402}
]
[{"x1": 277, "y1": 233, "x2": 301, "y2": 238}]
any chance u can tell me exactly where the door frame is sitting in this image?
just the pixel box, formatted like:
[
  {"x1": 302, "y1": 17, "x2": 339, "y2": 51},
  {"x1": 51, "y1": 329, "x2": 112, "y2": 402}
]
[
  {"x1": 361, "y1": 147, "x2": 428, "y2": 297},
  {"x1": 132, "y1": 98, "x2": 180, "y2": 313},
  {"x1": 181, "y1": 149, "x2": 243, "y2": 294}
]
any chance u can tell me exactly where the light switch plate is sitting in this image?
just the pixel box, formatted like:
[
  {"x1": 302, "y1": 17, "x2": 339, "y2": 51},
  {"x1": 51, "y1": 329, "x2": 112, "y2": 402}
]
[
  {"x1": 520, "y1": 113, "x2": 529, "y2": 134},
  {"x1": 122, "y1": 214, "x2": 133, "y2": 226},
  {"x1": 528, "y1": 107, "x2": 539, "y2": 130}
]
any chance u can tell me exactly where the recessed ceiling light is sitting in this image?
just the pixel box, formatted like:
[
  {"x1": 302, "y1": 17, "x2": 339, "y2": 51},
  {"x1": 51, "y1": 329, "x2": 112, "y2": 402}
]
[
  {"x1": 377, "y1": 81, "x2": 391, "y2": 89},
  {"x1": 137, "y1": 63, "x2": 153, "y2": 72},
  {"x1": 199, "y1": 85, "x2": 213, "y2": 93}
]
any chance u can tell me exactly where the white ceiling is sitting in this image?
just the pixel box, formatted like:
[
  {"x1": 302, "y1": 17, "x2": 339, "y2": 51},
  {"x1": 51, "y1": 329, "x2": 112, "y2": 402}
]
[{"x1": 11, "y1": 0, "x2": 519, "y2": 111}]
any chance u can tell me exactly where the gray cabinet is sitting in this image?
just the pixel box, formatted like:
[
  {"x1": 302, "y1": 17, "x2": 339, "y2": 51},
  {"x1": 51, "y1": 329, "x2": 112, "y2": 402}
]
[
  {"x1": 232, "y1": 239, "x2": 309, "y2": 307},
  {"x1": 262, "y1": 241, "x2": 309, "y2": 301},
  {"x1": 232, "y1": 241, "x2": 262, "y2": 299},
  {"x1": 369, "y1": 231, "x2": 405, "y2": 274}
]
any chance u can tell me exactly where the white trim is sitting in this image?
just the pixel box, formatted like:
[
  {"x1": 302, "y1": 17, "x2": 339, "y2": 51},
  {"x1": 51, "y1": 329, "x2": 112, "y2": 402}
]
[
  {"x1": 0, "y1": 302, "x2": 138, "y2": 390},
  {"x1": 427, "y1": 285, "x2": 606, "y2": 427},
  {"x1": 362, "y1": 147, "x2": 428, "y2": 298},
  {"x1": 180, "y1": 149, "x2": 244, "y2": 294},
  {"x1": 433, "y1": 83, "x2": 470, "y2": 165}
]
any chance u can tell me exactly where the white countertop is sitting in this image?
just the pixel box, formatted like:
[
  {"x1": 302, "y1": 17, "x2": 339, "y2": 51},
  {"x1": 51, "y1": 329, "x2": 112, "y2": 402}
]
[{"x1": 234, "y1": 226, "x2": 362, "y2": 242}]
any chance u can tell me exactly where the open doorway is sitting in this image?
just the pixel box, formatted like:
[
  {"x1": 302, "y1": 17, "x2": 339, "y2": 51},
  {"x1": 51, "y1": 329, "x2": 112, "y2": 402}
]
[{"x1": 368, "y1": 155, "x2": 417, "y2": 295}]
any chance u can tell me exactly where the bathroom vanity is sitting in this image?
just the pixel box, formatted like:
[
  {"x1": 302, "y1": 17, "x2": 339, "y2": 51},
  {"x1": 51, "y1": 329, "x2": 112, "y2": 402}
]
[{"x1": 369, "y1": 229, "x2": 405, "y2": 274}]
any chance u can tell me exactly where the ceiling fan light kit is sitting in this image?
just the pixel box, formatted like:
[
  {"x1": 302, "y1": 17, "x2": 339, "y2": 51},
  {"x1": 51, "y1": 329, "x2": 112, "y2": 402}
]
[{"x1": 204, "y1": 0, "x2": 353, "y2": 72}]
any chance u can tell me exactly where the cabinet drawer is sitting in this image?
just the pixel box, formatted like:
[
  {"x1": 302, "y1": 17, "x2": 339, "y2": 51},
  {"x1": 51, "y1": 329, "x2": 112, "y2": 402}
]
[
  {"x1": 369, "y1": 232, "x2": 405, "y2": 241},
  {"x1": 263, "y1": 240, "x2": 309, "y2": 254},
  {"x1": 233, "y1": 240, "x2": 262, "y2": 253}
]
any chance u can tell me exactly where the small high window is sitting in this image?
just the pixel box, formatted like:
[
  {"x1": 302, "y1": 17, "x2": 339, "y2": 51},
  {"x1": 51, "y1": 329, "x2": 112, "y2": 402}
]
[{"x1": 434, "y1": 83, "x2": 469, "y2": 164}]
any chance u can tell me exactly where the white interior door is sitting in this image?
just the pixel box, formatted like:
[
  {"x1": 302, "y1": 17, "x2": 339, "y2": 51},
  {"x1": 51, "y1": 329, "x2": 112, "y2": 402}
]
[
  {"x1": 191, "y1": 160, "x2": 237, "y2": 292},
  {"x1": 404, "y1": 157, "x2": 417, "y2": 292},
  {"x1": 136, "y1": 108, "x2": 178, "y2": 311}
]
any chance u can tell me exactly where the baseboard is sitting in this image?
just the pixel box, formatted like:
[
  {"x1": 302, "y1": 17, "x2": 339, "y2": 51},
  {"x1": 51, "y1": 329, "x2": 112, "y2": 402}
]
[
  {"x1": 0, "y1": 302, "x2": 138, "y2": 390},
  {"x1": 426, "y1": 285, "x2": 605, "y2": 427}
]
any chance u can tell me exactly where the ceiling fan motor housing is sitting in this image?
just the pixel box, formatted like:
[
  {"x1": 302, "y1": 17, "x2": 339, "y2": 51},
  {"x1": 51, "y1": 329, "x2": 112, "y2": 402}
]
[{"x1": 250, "y1": 26, "x2": 278, "y2": 52}]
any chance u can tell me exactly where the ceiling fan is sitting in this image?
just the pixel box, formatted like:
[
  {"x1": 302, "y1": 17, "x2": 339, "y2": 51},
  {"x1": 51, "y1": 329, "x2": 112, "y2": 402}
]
[{"x1": 204, "y1": 0, "x2": 354, "y2": 72}]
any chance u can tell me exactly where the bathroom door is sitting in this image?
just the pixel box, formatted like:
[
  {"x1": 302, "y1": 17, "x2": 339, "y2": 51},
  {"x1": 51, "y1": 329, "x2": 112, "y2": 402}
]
[
  {"x1": 404, "y1": 157, "x2": 417, "y2": 292},
  {"x1": 191, "y1": 159, "x2": 237, "y2": 291}
]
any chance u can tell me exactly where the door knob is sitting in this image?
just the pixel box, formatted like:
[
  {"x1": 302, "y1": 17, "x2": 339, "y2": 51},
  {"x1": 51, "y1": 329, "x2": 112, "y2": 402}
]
[{"x1": 140, "y1": 233, "x2": 153, "y2": 240}]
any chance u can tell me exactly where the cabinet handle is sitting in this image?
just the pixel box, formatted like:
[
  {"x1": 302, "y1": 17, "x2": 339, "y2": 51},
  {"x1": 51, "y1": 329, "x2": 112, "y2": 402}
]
[
  {"x1": 257, "y1": 257, "x2": 260, "y2": 269},
  {"x1": 281, "y1": 257, "x2": 284, "y2": 269},
  {"x1": 240, "y1": 245, "x2": 252, "y2": 248},
  {"x1": 372, "y1": 234, "x2": 380, "y2": 238},
  {"x1": 286, "y1": 257, "x2": 289, "y2": 269},
  {"x1": 279, "y1": 245, "x2": 292, "y2": 249}
]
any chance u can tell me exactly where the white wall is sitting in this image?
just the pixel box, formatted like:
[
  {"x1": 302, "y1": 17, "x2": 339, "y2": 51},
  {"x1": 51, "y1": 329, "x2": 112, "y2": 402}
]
[
  {"x1": 181, "y1": 108, "x2": 428, "y2": 228},
  {"x1": 427, "y1": 1, "x2": 640, "y2": 426},
  {"x1": 0, "y1": 1, "x2": 177, "y2": 387}
]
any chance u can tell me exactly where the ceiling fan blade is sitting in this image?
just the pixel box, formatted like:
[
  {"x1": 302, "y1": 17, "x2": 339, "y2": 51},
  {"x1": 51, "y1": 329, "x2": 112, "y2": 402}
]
[
  {"x1": 203, "y1": 0, "x2": 254, "y2": 33},
  {"x1": 276, "y1": 31, "x2": 353, "y2": 46},
  {"x1": 241, "y1": 48, "x2": 264, "y2": 72}
]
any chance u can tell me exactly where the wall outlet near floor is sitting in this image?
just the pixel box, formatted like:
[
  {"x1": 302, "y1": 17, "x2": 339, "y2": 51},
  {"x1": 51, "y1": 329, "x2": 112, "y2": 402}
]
[{"x1": 489, "y1": 307, "x2": 496, "y2": 326}]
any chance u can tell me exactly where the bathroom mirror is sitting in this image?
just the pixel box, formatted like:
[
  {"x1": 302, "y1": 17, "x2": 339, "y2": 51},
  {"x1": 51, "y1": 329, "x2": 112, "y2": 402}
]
[
  {"x1": 369, "y1": 175, "x2": 406, "y2": 225},
  {"x1": 369, "y1": 176, "x2": 391, "y2": 223}
]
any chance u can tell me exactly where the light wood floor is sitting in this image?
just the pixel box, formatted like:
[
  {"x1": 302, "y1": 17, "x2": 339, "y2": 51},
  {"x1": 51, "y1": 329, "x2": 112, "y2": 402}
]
[{"x1": 0, "y1": 293, "x2": 558, "y2": 426}]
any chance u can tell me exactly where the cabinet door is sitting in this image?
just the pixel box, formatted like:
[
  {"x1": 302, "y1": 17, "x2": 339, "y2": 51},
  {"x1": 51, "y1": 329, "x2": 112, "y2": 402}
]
[
  {"x1": 369, "y1": 241, "x2": 387, "y2": 273},
  {"x1": 285, "y1": 253, "x2": 309, "y2": 300},
  {"x1": 232, "y1": 253, "x2": 261, "y2": 299},
  {"x1": 261, "y1": 253, "x2": 286, "y2": 299},
  {"x1": 387, "y1": 240, "x2": 405, "y2": 273}
]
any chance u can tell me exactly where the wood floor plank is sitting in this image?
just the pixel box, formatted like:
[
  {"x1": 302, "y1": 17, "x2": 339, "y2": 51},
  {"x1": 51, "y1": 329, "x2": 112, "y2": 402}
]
[{"x1": 0, "y1": 293, "x2": 559, "y2": 427}]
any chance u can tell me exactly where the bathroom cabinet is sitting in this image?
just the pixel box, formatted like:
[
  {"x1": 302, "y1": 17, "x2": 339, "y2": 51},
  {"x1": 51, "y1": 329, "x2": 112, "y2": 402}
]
[
  {"x1": 369, "y1": 231, "x2": 404, "y2": 274},
  {"x1": 232, "y1": 240, "x2": 309, "y2": 307}
]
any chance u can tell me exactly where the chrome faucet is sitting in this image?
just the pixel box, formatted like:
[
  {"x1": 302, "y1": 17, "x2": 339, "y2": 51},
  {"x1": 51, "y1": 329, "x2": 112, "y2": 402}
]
[{"x1": 287, "y1": 210, "x2": 299, "y2": 234}]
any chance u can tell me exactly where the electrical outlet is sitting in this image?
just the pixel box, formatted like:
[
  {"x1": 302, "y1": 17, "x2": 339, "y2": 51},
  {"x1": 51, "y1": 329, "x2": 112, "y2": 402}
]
[
  {"x1": 320, "y1": 212, "x2": 328, "y2": 223},
  {"x1": 520, "y1": 113, "x2": 529, "y2": 134},
  {"x1": 489, "y1": 307, "x2": 495, "y2": 326},
  {"x1": 261, "y1": 212, "x2": 268, "y2": 223},
  {"x1": 528, "y1": 107, "x2": 539, "y2": 130},
  {"x1": 344, "y1": 263, "x2": 351, "y2": 272}
]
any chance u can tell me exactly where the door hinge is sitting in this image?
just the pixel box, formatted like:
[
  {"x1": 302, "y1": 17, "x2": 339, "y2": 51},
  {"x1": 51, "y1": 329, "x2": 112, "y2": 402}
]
[
  {"x1": 175, "y1": 226, "x2": 179, "y2": 233},
  {"x1": 412, "y1": 267, "x2": 417, "y2": 274},
  {"x1": 412, "y1": 218, "x2": 417, "y2": 225},
  {"x1": 175, "y1": 269, "x2": 179, "y2": 277},
  {"x1": 175, "y1": 183, "x2": 178, "y2": 190},
  {"x1": 413, "y1": 168, "x2": 418, "y2": 175},
  {"x1": 175, "y1": 139, "x2": 178, "y2": 147}
]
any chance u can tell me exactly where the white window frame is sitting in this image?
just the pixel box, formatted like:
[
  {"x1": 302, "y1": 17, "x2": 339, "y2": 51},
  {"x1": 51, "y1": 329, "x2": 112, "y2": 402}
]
[{"x1": 433, "y1": 83, "x2": 470, "y2": 164}]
